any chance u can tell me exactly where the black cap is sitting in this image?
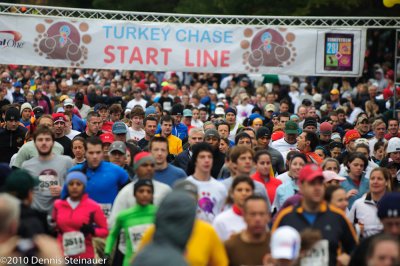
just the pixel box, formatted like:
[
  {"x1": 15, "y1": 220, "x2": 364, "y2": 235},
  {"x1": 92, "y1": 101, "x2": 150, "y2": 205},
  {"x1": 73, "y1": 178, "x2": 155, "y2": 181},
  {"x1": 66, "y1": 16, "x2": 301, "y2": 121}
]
[
  {"x1": 134, "y1": 179, "x2": 154, "y2": 195},
  {"x1": 303, "y1": 117, "x2": 318, "y2": 129},
  {"x1": 171, "y1": 104, "x2": 184, "y2": 116},
  {"x1": 5, "y1": 107, "x2": 20, "y2": 121},
  {"x1": 33, "y1": 106, "x2": 44, "y2": 118},
  {"x1": 75, "y1": 92, "x2": 84, "y2": 100},
  {"x1": 256, "y1": 126, "x2": 271, "y2": 139}
]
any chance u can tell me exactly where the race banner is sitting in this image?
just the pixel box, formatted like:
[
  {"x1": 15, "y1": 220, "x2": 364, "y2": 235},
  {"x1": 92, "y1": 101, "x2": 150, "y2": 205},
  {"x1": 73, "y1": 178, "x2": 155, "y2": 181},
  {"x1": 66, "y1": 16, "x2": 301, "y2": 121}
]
[{"x1": 0, "y1": 14, "x2": 366, "y2": 76}]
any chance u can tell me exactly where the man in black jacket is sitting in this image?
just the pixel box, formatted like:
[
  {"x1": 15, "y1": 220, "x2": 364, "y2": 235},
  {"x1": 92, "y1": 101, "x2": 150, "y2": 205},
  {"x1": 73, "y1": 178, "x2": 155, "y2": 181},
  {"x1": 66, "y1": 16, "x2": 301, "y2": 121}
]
[
  {"x1": 173, "y1": 128, "x2": 204, "y2": 175},
  {"x1": 203, "y1": 129, "x2": 225, "y2": 179},
  {"x1": 0, "y1": 107, "x2": 27, "y2": 164}
]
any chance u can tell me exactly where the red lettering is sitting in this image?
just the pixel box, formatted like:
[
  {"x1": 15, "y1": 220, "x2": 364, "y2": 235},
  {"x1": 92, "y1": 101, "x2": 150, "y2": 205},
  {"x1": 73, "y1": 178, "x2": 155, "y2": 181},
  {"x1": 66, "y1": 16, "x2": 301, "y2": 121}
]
[
  {"x1": 104, "y1": 45, "x2": 115, "y2": 64},
  {"x1": 196, "y1": 50, "x2": 201, "y2": 67},
  {"x1": 117, "y1": 46, "x2": 129, "y2": 64},
  {"x1": 220, "y1": 50, "x2": 230, "y2": 67},
  {"x1": 203, "y1": 50, "x2": 218, "y2": 67},
  {"x1": 146, "y1": 48, "x2": 158, "y2": 65},
  {"x1": 160, "y1": 48, "x2": 172, "y2": 65},
  {"x1": 129, "y1": 47, "x2": 143, "y2": 64},
  {"x1": 185, "y1": 49, "x2": 194, "y2": 67}
]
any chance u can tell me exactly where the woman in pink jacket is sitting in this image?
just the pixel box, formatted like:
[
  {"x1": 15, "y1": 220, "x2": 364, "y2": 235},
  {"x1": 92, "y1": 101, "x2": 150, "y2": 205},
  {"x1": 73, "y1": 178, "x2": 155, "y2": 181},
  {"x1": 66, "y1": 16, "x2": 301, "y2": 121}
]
[{"x1": 52, "y1": 171, "x2": 108, "y2": 260}]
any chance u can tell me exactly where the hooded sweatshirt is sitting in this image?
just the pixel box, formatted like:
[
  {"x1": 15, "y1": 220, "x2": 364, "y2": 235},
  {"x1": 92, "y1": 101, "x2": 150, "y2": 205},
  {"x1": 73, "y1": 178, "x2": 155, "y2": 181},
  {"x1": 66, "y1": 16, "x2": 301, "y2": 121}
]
[{"x1": 132, "y1": 191, "x2": 197, "y2": 266}]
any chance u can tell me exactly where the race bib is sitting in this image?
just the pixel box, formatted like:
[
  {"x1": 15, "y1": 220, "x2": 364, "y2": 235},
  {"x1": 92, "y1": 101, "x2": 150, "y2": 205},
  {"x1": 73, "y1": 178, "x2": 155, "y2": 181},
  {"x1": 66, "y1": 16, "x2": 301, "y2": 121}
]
[
  {"x1": 62, "y1": 231, "x2": 86, "y2": 256},
  {"x1": 128, "y1": 224, "x2": 152, "y2": 251},
  {"x1": 99, "y1": 204, "x2": 112, "y2": 218},
  {"x1": 38, "y1": 174, "x2": 59, "y2": 192},
  {"x1": 300, "y1": 240, "x2": 329, "y2": 266}
]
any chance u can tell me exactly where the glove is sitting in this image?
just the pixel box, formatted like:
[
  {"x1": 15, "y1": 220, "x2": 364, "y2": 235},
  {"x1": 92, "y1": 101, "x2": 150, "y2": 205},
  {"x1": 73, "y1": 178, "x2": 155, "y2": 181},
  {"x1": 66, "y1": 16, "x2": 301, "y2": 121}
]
[
  {"x1": 79, "y1": 223, "x2": 95, "y2": 236},
  {"x1": 104, "y1": 254, "x2": 112, "y2": 266}
]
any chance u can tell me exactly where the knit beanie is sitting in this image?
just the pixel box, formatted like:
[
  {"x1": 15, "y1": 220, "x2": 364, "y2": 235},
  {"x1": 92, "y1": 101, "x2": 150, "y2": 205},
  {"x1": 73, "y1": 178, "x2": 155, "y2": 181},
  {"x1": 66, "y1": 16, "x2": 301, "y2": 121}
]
[
  {"x1": 225, "y1": 107, "x2": 237, "y2": 116},
  {"x1": 133, "y1": 152, "x2": 155, "y2": 171},
  {"x1": 303, "y1": 117, "x2": 317, "y2": 129},
  {"x1": 20, "y1": 103, "x2": 33, "y2": 115},
  {"x1": 134, "y1": 179, "x2": 154, "y2": 195},
  {"x1": 66, "y1": 171, "x2": 87, "y2": 187}
]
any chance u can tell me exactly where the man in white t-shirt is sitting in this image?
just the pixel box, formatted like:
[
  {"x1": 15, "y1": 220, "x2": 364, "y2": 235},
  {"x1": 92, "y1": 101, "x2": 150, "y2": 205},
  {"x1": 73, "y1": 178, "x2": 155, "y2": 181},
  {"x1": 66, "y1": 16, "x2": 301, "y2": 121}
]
[
  {"x1": 270, "y1": 121, "x2": 299, "y2": 159},
  {"x1": 186, "y1": 142, "x2": 227, "y2": 223},
  {"x1": 126, "y1": 89, "x2": 147, "y2": 110},
  {"x1": 128, "y1": 107, "x2": 145, "y2": 142}
]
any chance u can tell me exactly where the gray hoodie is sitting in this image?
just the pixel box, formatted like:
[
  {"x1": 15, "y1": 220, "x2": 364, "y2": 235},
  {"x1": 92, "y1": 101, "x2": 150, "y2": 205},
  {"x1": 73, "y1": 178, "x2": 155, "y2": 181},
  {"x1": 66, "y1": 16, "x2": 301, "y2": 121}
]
[{"x1": 132, "y1": 191, "x2": 197, "y2": 266}]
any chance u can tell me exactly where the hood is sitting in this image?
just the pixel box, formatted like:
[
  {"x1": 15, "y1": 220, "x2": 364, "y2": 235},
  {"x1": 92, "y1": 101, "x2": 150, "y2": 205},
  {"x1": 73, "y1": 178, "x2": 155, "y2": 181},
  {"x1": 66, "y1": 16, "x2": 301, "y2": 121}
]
[{"x1": 153, "y1": 191, "x2": 197, "y2": 251}]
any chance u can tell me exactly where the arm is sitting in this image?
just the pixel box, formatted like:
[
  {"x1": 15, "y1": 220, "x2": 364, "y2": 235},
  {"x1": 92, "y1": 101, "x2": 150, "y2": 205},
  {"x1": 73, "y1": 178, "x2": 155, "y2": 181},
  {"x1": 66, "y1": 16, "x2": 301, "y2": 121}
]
[
  {"x1": 212, "y1": 218, "x2": 228, "y2": 242},
  {"x1": 104, "y1": 215, "x2": 122, "y2": 255},
  {"x1": 340, "y1": 215, "x2": 358, "y2": 254},
  {"x1": 93, "y1": 206, "x2": 108, "y2": 238},
  {"x1": 13, "y1": 144, "x2": 30, "y2": 168}
]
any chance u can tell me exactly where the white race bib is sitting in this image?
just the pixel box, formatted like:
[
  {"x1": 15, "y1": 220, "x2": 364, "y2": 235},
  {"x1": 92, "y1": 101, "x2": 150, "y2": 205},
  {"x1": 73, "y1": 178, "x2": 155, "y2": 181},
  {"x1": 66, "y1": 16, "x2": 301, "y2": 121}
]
[
  {"x1": 38, "y1": 175, "x2": 59, "y2": 192},
  {"x1": 128, "y1": 224, "x2": 152, "y2": 251},
  {"x1": 301, "y1": 240, "x2": 329, "y2": 266},
  {"x1": 99, "y1": 204, "x2": 112, "y2": 218},
  {"x1": 62, "y1": 231, "x2": 86, "y2": 256}
]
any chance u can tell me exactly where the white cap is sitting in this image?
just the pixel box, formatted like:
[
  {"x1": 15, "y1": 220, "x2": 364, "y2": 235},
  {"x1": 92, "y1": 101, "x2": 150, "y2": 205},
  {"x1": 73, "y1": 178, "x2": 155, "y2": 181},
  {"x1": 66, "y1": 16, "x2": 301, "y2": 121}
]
[
  {"x1": 355, "y1": 138, "x2": 369, "y2": 145},
  {"x1": 331, "y1": 133, "x2": 341, "y2": 141},
  {"x1": 63, "y1": 98, "x2": 74, "y2": 107},
  {"x1": 271, "y1": 226, "x2": 301, "y2": 260},
  {"x1": 217, "y1": 93, "x2": 226, "y2": 100},
  {"x1": 209, "y1": 89, "x2": 218, "y2": 95},
  {"x1": 323, "y1": 170, "x2": 346, "y2": 183},
  {"x1": 215, "y1": 107, "x2": 225, "y2": 115},
  {"x1": 387, "y1": 137, "x2": 400, "y2": 153}
]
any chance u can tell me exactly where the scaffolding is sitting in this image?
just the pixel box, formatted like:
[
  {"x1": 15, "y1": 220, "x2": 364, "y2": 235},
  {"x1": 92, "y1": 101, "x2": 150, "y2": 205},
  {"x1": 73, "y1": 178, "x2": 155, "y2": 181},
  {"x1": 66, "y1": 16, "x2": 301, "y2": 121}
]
[{"x1": 0, "y1": 2, "x2": 399, "y2": 28}]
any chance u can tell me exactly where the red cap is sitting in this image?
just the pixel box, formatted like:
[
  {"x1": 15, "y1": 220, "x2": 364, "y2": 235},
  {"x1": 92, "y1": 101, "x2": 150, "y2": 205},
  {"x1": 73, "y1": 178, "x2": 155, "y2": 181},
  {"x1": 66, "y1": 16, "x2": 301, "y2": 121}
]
[
  {"x1": 298, "y1": 164, "x2": 324, "y2": 182},
  {"x1": 343, "y1": 129, "x2": 361, "y2": 145},
  {"x1": 383, "y1": 88, "x2": 393, "y2": 101},
  {"x1": 271, "y1": 131, "x2": 284, "y2": 141},
  {"x1": 52, "y1": 113, "x2": 66, "y2": 123},
  {"x1": 100, "y1": 132, "x2": 114, "y2": 144},
  {"x1": 162, "y1": 85, "x2": 173, "y2": 92},
  {"x1": 136, "y1": 80, "x2": 148, "y2": 90},
  {"x1": 319, "y1": 122, "x2": 333, "y2": 135}
]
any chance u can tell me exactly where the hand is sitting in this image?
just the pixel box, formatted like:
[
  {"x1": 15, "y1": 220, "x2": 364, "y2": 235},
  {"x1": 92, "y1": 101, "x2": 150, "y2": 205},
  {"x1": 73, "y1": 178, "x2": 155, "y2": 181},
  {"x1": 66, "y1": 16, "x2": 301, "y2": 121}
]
[
  {"x1": 337, "y1": 253, "x2": 350, "y2": 266},
  {"x1": 34, "y1": 235, "x2": 64, "y2": 266},
  {"x1": 104, "y1": 254, "x2": 112, "y2": 266},
  {"x1": 49, "y1": 185, "x2": 61, "y2": 197},
  {"x1": 80, "y1": 223, "x2": 95, "y2": 236},
  {"x1": 346, "y1": 189, "x2": 358, "y2": 199}
]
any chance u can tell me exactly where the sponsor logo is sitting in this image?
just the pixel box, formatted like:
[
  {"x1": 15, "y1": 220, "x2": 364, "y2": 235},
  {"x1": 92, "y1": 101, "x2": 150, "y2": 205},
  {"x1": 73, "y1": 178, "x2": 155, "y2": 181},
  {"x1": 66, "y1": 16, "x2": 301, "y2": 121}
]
[{"x1": 0, "y1": 30, "x2": 24, "y2": 48}]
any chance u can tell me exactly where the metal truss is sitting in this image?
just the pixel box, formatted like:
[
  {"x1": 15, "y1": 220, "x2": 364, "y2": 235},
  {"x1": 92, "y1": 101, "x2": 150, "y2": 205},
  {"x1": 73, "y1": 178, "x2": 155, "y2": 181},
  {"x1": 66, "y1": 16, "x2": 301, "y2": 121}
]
[{"x1": 0, "y1": 2, "x2": 399, "y2": 28}]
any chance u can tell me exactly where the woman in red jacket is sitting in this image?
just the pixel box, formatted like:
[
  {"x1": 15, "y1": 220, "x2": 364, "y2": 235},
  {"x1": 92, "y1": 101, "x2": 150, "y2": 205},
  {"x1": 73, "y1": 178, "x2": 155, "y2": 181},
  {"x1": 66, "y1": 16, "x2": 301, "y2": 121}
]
[{"x1": 52, "y1": 171, "x2": 108, "y2": 261}]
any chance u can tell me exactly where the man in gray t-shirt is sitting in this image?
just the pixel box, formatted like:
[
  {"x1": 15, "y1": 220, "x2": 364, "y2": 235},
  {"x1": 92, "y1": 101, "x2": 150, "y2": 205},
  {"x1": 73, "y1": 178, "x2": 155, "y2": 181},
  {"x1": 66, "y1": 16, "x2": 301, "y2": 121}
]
[{"x1": 21, "y1": 125, "x2": 73, "y2": 214}]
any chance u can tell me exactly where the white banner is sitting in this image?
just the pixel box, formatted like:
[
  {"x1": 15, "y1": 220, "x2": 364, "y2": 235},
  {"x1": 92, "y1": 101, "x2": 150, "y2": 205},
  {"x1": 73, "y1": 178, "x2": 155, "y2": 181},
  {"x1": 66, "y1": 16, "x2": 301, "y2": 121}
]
[{"x1": 0, "y1": 14, "x2": 366, "y2": 76}]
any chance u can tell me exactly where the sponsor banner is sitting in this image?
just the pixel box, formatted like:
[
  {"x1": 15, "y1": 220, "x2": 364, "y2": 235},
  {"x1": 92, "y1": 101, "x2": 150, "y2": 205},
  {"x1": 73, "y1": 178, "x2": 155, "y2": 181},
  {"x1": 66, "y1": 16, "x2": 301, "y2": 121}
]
[{"x1": 0, "y1": 14, "x2": 366, "y2": 76}]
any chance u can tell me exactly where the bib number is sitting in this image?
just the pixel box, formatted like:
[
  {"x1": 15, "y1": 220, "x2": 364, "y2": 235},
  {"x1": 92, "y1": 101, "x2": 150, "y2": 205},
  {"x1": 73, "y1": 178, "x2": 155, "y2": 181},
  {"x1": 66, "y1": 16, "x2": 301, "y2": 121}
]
[
  {"x1": 62, "y1": 231, "x2": 86, "y2": 256},
  {"x1": 99, "y1": 204, "x2": 112, "y2": 218},
  {"x1": 301, "y1": 240, "x2": 329, "y2": 266},
  {"x1": 38, "y1": 175, "x2": 59, "y2": 192},
  {"x1": 128, "y1": 224, "x2": 152, "y2": 251}
]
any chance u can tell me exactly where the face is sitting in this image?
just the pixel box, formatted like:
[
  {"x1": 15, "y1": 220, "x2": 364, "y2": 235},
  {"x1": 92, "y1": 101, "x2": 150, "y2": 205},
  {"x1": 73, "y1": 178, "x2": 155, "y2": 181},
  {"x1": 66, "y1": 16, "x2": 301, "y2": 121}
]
[
  {"x1": 195, "y1": 151, "x2": 213, "y2": 174},
  {"x1": 257, "y1": 136, "x2": 270, "y2": 148},
  {"x1": 21, "y1": 108, "x2": 31, "y2": 120},
  {"x1": 244, "y1": 130, "x2": 257, "y2": 147},
  {"x1": 390, "y1": 151, "x2": 400, "y2": 164},
  {"x1": 205, "y1": 136, "x2": 219, "y2": 149},
  {"x1": 319, "y1": 133, "x2": 331, "y2": 142},
  {"x1": 131, "y1": 115, "x2": 143, "y2": 128},
  {"x1": 183, "y1": 116, "x2": 192, "y2": 127},
  {"x1": 200, "y1": 111, "x2": 208, "y2": 122},
  {"x1": 289, "y1": 157, "x2": 305, "y2": 178},
  {"x1": 68, "y1": 180, "x2": 85, "y2": 199},
  {"x1": 357, "y1": 120, "x2": 370, "y2": 134},
  {"x1": 192, "y1": 109, "x2": 200, "y2": 120},
  {"x1": 370, "y1": 170, "x2": 387, "y2": 195},
  {"x1": 98, "y1": 109, "x2": 108, "y2": 121},
  {"x1": 279, "y1": 117, "x2": 289, "y2": 127},
  {"x1": 300, "y1": 177, "x2": 325, "y2": 205},
  {"x1": 304, "y1": 125, "x2": 317, "y2": 133},
  {"x1": 329, "y1": 115, "x2": 339, "y2": 128},
  {"x1": 323, "y1": 161, "x2": 339, "y2": 173},
  {"x1": 298, "y1": 107, "x2": 307, "y2": 121},
  {"x1": 285, "y1": 133, "x2": 298, "y2": 145},
  {"x1": 54, "y1": 121, "x2": 65, "y2": 135},
  {"x1": 256, "y1": 154, "x2": 271, "y2": 176},
  {"x1": 109, "y1": 151, "x2": 126, "y2": 167},
  {"x1": 35, "y1": 133, "x2": 54, "y2": 156},
  {"x1": 348, "y1": 158, "x2": 365, "y2": 177},
  {"x1": 110, "y1": 112, "x2": 121, "y2": 122},
  {"x1": 88, "y1": 116, "x2": 101, "y2": 134},
  {"x1": 135, "y1": 186, "x2": 154, "y2": 206},
  {"x1": 374, "y1": 123, "x2": 387, "y2": 139},
  {"x1": 330, "y1": 189, "x2": 348, "y2": 211},
  {"x1": 234, "y1": 152, "x2": 254, "y2": 175},
  {"x1": 218, "y1": 125, "x2": 230, "y2": 139},
  {"x1": 232, "y1": 182, "x2": 253, "y2": 208},
  {"x1": 315, "y1": 149, "x2": 326, "y2": 160},
  {"x1": 368, "y1": 240, "x2": 399, "y2": 266},
  {"x1": 6, "y1": 120, "x2": 18, "y2": 131},
  {"x1": 72, "y1": 140, "x2": 85, "y2": 160},
  {"x1": 237, "y1": 137, "x2": 252, "y2": 148},
  {"x1": 296, "y1": 132, "x2": 308, "y2": 151},
  {"x1": 252, "y1": 119, "x2": 263, "y2": 131},
  {"x1": 86, "y1": 143, "x2": 103, "y2": 168},
  {"x1": 280, "y1": 103, "x2": 289, "y2": 113},
  {"x1": 150, "y1": 141, "x2": 168, "y2": 165},
  {"x1": 64, "y1": 105, "x2": 74, "y2": 115},
  {"x1": 243, "y1": 200, "x2": 270, "y2": 236},
  {"x1": 389, "y1": 121, "x2": 399, "y2": 135},
  {"x1": 375, "y1": 147, "x2": 385, "y2": 161},
  {"x1": 161, "y1": 121, "x2": 172, "y2": 136},
  {"x1": 355, "y1": 147, "x2": 369, "y2": 160},
  {"x1": 219, "y1": 141, "x2": 229, "y2": 153},
  {"x1": 189, "y1": 132, "x2": 204, "y2": 146},
  {"x1": 172, "y1": 115, "x2": 182, "y2": 125},
  {"x1": 136, "y1": 160, "x2": 155, "y2": 179},
  {"x1": 144, "y1": 120, "x2": 157, "y2": 137}
]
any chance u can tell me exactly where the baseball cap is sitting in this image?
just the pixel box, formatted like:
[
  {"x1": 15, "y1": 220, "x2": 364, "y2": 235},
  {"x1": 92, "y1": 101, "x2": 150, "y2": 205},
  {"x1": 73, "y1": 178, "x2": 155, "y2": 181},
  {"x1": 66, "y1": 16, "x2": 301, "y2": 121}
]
[
  {"x1": 5, "y1": 107, "x2": 20, "y2": 121},
  {"x1": 145, "y1": 106, "x2": 156, "y2": 116},
  {"x1": 204, "y1": 129, "x2": 220, "y2": 140},
  {"x1": 183, "y1": 109, "x2": 193, "y2": 117},
  {"x1": 319, "y1": 122, "x2": 333, "y2": 135},
  {"x1": 108, "y1": 141, "x2": 126, "y2": 154},
  {"x1": 331, "y1": 133, "x2": 341, "y2": 141},
  {"x1": 378, "y1": 192, "x2": 400, "y2": 219},
  {"x1": 387, "y1": 137, "x2": 400, "y2": 154},
  {"x1": 33, "y1": 106, "x2": 44, "y2": 118},
  {"x1": 209, "y1": 89, "x2": 218, "y2": 95},
  {"x1": 94, "y1": 103, "x2": 108, "y2": 112},
  {"x1": 3, "y1": 169, "x2": 39, "y2": 199},
  {"x1": 63, "y1": 98, "x2": 74, "y2": 107},
  {"x1": 256, "y1": 127, "x2": 271, "y2": 139},
  {"x1": 356, "y1": 116, "x2": 368, "y2": 124},
  {"x1": 100, "y1": 132, "x2": 114, "y2": 144},
  {"x1": 134, "y1": 179, "x2": 154, "y2": 195},
  {"x1": 330, "y1": 88, "x2": 340, "y2": 95},
  {"x1": 298, "y1": 164, "x2": 324, "y2": 183},
  {"x1": 13, "y1": 81, "x2": 22, "y2": 88},
  {"x1": 59, "y1": 95, "x2": 69, "y2": 102},
  {"x1": 215, "y1": 107, "x2": 225, "y2": 116},
  {"x1": 323, "y1": 170, "x2": 346, "y2": 183},
  {"x1": 343, "y1": 129, "x2": 361, "y2": 145},
  {"x1": 171, "y1": 104, "x2": 183, "y2": 116},
  {"x1": 265, "y1": 104, "x2": 275, "y2": 112},
  {"x1": 112, "y1": 122, "x2": 127, "y2": 134},
  {"x1": 271, "y1": 226, "x2": 301, "y2": 260},
  {"x1": 355, "y1": 138, "x2": 369, "y2": 145},
  {"x1": 285, "y1": 121, "x2": 299, "y2": 135},
  {"x1": 52, "y1": 113, "x2": 66, "y2": 124},
  {"x1": 290, "y1": 82, "x2": 299, "y2": 89}
]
